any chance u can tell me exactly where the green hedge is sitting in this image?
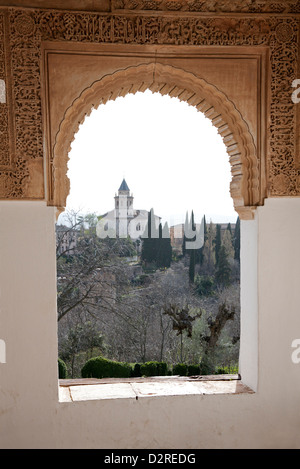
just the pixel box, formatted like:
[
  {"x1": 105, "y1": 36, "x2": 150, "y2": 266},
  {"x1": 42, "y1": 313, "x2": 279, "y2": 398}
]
[
  {"x1": 140, "y1": 361, "x2": 168, "y2": 377},
  {"x1": 58, "y1": 358, "x2": 67, "y2": 379},
  {"x1": 187, "y1": 364, "x2": 200, "y2": 376},
  {"x1": 80, "y1": 356, "x2": 237, "y2": 380},
  {"x1": 81, "y1": 356, "x2": 132, "y2": 379},
  {"x1": 172, "y1": 363, "x2": 187, "y2": 376},
  {"x1": 215, "y1": 365, "x2": 239, "y2": 375},
  {"x1": 131, "y1": 363, "x2": 142, "y2": 377}
]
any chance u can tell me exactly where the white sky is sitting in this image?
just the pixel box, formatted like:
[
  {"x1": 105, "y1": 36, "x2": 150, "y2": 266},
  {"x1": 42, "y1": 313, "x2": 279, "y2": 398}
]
[{"x1": 60, "y1": 90, "x2": 238, "y2": 227}]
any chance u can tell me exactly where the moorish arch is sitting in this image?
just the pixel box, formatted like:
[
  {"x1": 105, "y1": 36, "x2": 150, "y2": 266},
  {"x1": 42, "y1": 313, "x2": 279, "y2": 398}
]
[{"x1": 51, "y1": 62, "x2": 260, "y2": 220}]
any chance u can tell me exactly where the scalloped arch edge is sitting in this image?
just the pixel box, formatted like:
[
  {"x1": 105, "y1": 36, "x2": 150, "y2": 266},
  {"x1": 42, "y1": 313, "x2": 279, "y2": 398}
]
[{"x1": 51, "y1": 63, "x2": 261, "y2": 221}]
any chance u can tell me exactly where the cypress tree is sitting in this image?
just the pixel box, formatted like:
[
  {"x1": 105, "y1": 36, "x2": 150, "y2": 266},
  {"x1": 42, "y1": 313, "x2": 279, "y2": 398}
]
[
  {"x1": 189, "y1": 248, "x2": 195, "y2": 283},
  {"x1": 234, "y1": 216, "x2": 240, "y2": 262},
  {"x1": 141, "y1": 208, "x2": 158, "y2": 264},
  {"x1": 186, "y1": 211, "x2": 196, "y2": 282},
  {"x1": 157, "y1": 222, "x2": 172, "y2": 268},
  {"x1": 199, "y1": 215, "x2": 207, "y2": 266},
  {"x1": 142, "y1": 212, "x2": 172, "y2": 268},
  {"x1": 215, "y1": 223, "x2": 222, "y2": 265},
  {"x1": 215, "y1": 245, "x2": 231, "y2": 286},
  {"x1": 163, "y1": 222, "x2": 172, "y2": 268},
  {"x1": 182, "y1": 212, "x2": 189, "y2": 257}
]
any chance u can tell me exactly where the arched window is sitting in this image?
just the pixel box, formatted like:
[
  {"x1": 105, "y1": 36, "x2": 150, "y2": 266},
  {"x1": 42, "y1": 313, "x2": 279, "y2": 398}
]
[{"x1": 57, "y1": 89, "x2": 242, "y2": 380}]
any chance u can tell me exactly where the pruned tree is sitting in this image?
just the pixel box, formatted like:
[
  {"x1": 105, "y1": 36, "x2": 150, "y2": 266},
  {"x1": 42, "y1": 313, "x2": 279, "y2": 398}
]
[
  {"x1": 163, "y1": 303, "x2": 202, "y2": 362},
  {"x1": 204, "y1": 302, "x2": 235, "y2": 350},
  {"x1": 200, "y1": 301, "x2": 236, "y2": 373}
]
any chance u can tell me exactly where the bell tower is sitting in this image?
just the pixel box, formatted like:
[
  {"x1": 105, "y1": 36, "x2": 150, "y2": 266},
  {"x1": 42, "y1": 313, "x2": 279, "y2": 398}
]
[{"x1": 114, "y1": 179, "x2": 134, "y2": 237}]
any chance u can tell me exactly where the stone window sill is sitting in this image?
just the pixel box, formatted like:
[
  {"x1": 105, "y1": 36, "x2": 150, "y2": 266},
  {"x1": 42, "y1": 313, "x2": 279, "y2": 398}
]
[{"x1": 59, "y1": 374, "x2": 254, "y2": 402}]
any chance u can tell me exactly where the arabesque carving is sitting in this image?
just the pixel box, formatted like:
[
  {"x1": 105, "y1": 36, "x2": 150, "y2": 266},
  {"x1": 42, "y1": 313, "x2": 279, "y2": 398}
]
[
  {"x1": 111, "y1": 0, "x2": 300, "y2": 13},
  {"x1": 0, "y1": 6, "x2": 298, "y2": 216}
]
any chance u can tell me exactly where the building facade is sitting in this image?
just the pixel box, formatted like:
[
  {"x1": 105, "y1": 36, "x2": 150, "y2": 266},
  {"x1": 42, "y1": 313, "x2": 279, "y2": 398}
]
[{"x1": 97, "y1": 179, "x2": 161, "y2": 242}]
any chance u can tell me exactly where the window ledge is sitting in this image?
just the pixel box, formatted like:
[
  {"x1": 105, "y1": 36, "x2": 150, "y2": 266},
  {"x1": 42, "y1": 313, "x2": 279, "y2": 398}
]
[{"x1": 59, "y1": 375, "x2": 254, "y2": 402}]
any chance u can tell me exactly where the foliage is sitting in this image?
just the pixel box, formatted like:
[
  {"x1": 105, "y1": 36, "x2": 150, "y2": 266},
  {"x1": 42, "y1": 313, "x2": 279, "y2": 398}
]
[
  {"x1": 57, "y1": 210, "x2": 241, "y2": 377},
  {"x1": 56, "y1": 211, "x2": 134, "y2": 323},
  {"x1": 198, "y1": 215, "x2": 207, "y2": 266},
  {"x1": 141, "y1": 210, "x2": 172, "y2": 268},
  {"x1": 215, "y1": 364, "x2": 239, "y2": 375},
  {"x1": 140, "y1": 361, "x2": 168, "y2": 377},
  {"x1": 172, "y1": 363, "x2": 187, "y2": 376},
  {"x1": 214, "y1": 224, "x2": 222, "y2": 265},
  {"x1": 81, "y1": 355, "x2": 132, "y2": 379},
  {"x1": 189, "y1": 249, "x2": 196, "y2": 283},
  {"x1": 131, "y1": 362, "x2": 142, "y2": 377},
  {"x1": 58, "y1": 321, "x2": 105, "y2": 378},
  {"x1": 215, "y1": 245, "x2": 231, "y2": 286},
  {"x1": 201, "y1": 222, "x2": 216, "y2": 275},
  {"x1": 182, "y1": 211, "x2": 198, "y2": 282},
  {"x1": 58, "y1": 358, "x2": 67, "y2": 379},
  {"x1": 234, "y1": 216, "x2": 240, "y2": 262},
  {"x1": 157, "y1": 223, "x2": 172, "y2": 269},
  {"x1": 199, "y1": 357, "x2": 215, "y2": 375},
  {"x1": 187, "y1": 364, "x2": 200, "y2": 376},
  {"x1": 194, "y1": 274, "x2": 215, "y2": 296}
]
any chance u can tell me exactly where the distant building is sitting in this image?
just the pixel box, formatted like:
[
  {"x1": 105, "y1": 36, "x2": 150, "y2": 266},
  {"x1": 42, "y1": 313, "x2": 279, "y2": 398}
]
[
  {"x1": 56, "y1": 224, "x2": 78, "y2": 256},
  {"x1": 97, "y1": 179, "x2": 161, "y2": 242}
]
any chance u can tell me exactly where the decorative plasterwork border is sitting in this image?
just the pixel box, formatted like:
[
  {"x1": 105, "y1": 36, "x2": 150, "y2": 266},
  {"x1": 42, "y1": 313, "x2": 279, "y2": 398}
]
[
  {"x1": 0, "y1": 8, "x2": 298, "y2": 213},
  {"x1": 111, "y1": 0, "x2": 300, "y2": 14},
  {"x1": 53, "y1": 62, "x2": 258, "y2": 219}
]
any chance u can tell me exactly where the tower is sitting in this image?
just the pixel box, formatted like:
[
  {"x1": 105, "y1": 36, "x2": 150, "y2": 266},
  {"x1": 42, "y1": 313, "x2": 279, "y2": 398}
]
[{"x1": 114, "y1": 179, "x2": 134, "y2": 237}]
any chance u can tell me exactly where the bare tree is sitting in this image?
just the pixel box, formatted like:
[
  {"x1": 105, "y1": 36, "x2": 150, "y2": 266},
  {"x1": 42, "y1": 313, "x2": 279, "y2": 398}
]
[
  {"x1": 56, "y1": 212, "x2": 133, "y2": 322},
  {"x1": 163, "y1": 303, "x2": 202, "y2": 362}
]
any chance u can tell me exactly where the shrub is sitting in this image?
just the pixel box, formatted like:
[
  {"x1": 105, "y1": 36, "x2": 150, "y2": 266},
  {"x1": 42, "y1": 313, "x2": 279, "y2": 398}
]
[
  {"x1": 58, "y1": 358, "x2": 67, "y2": 379},
  {"x1": 81, "y1": 356, "x2": 132, "y2": 379},
  {"x1": 140, "y1": 361, "x2": 168, "y2": 377},
  {"x1": 194, "y1": 274, "x2": 215, "y2": 296},
  {"x1": 187, "y1": 364, "x2": 200, "y2": 376},
  {"x1": 131, "y1": 363, "x2": 142, "y2": 377},
  {"x1": 140, "y1": 361, "x2": 156, "y2": 377},
  {"x1": 215, "y1": 364, "x2": 239, "y2": 375},
  {"x1": 156, "y1": 361, "x2": 168, "y2": 376},
  {"x1": 172, "y1": 363, "x2": 187, "y2": 376},
  {"x1": 199, "y1": 359, "x2": 214, "y2": 375}
]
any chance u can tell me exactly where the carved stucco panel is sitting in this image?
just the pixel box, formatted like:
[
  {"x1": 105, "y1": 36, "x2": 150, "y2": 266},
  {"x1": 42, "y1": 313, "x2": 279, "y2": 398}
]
[
  {"x1": 52, "y1": 62, "x2": 258, "y2": 219},
  {"x1": 0, "y1": 7, "x2": 298, "y2": 213},
  {"x1": 111, "y1": 0, "x2": 300, "y2": 14}
]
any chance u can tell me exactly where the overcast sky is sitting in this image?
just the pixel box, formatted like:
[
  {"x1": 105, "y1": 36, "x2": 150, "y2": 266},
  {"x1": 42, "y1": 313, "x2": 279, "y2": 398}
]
[{"x1": 60, "y1": 90, "x2": 237, "y2": 227}]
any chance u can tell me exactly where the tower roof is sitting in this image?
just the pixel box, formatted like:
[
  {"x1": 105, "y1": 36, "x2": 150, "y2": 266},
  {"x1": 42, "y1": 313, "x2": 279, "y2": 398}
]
[{"x1": 119, "y1": 179, "x2": 130, "y2": 191}]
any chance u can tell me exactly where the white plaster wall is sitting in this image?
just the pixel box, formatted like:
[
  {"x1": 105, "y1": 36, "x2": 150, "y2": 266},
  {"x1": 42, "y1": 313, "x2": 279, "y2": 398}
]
[
  {"x1": 0, "y1": 199, "x2": 300, "y2": 449},
  {"x1": 239, "y1": 215, "x2": 258, "y2": 391}
]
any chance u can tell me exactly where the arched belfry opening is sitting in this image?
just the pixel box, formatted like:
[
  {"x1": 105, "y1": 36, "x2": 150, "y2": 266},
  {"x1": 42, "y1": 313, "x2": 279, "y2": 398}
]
[{"x1": 50, "y1": 63, "x2": 261, "y2": 221}]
